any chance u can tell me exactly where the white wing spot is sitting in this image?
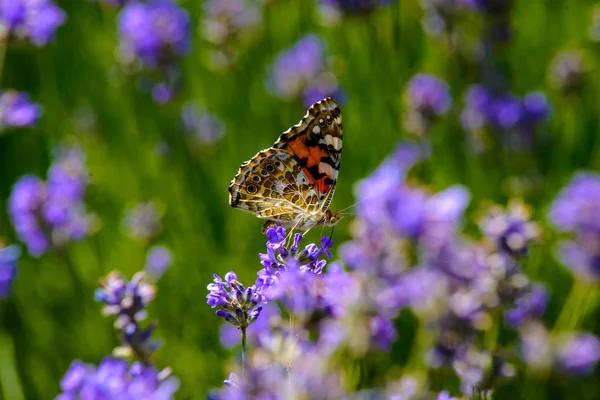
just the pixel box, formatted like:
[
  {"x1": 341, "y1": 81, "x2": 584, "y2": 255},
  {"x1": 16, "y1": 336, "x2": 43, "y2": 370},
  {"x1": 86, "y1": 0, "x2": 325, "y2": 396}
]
[
  {"x1": 273, "y1": 180, "x2": 285, "y2": 194},
  {"x1": 296, "y1": 172, "x2": 309, "y2": 185},
  {"x1": 312, "y1": 125, "x2": 321, "y2": 134},
  {"x1": 319, "y1": 118, "x2": 324, "y2": 124}
]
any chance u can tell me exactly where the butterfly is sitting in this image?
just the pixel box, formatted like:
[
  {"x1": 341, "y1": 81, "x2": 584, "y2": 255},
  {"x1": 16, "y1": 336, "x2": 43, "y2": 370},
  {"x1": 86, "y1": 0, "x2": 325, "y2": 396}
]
[{"x1": 229, "y1": 97, "x2": 343, "y2": 234}]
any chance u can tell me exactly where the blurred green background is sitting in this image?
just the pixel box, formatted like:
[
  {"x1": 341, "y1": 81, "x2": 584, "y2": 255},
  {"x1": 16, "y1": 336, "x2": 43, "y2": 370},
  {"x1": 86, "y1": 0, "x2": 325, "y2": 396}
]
[{"x1": 1, "y1": 0, "x2": 600, "y2": 398}]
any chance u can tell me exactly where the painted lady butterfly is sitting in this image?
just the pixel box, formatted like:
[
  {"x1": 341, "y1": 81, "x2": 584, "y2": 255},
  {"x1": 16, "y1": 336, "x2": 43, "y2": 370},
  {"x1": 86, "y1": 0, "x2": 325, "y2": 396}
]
[{"x1": 229, "y1": 97, "x2": 343, "y2": 233}]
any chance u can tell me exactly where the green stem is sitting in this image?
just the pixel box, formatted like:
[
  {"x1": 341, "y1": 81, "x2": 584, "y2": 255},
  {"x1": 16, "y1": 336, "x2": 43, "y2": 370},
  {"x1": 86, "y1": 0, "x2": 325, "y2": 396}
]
[
  {"x1": 0, "y1": 39, "x2": 6, "y2": 85},
  {"x1": 241, "y1": 326, "x2": 247, "y2": 377}
]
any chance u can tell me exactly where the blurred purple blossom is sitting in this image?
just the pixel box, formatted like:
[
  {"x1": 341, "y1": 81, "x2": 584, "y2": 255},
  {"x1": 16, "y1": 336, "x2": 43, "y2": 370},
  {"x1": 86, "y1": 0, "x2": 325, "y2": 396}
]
[
  {"x1": 8, "y1": 147, "x2": 94, "y2": 257},
  {"x1": 207, "y1": 271, "x2": 263, "y2": 329},
  {"x1": 549, "y1": 172, "x2": 600, "y2": 280},
  {"x1": 504, "y1": 284, "x2": 547, "y2": 328},
  {"x1": 461, "y1": 85, "x2": 550, "y2": 151},
  {"x1": 57, "y1": 357, "x2": 179, "y2": 399},
  {"x1": 0, "y1": 0, "x2": 65, "y2": 46},
  {"x1": 267, "y1": 34, "x2": 342, "y2": 107},
  {"x1": 144, "y1": 245, "x2": 172, "y2": 281},
  {"x1": 404, "y1": 73, "x2": 452, "y2": 135},
  {"x1": 0, "y1": 90, "x2": 41, "y2": 129},
  {"x1": 479, "y1": 199, "x2": 539, "y2": 258},
  {"x1": 0, "y1": 244, "x2": 19, "y2": 299},
  {"x1": 181, "y1": 103, "x2": 225, "y2": 147},
  {"x1": 118, "y1": 0, "x2": 190, "y2": 68},
  {"x1": 95, "y1": 271, "x2": 161, "y2": 361},
  {"x1": 549, "y1": 50, "x2": 589, "y2": 95},
  {"x1": 321, "y1": 0, "x2": 397, "y2": 13},
  {"x1": 556, "y1": 333, "x2": 600, "y2": 376},
  {"x1": 123, "y1": 201, "x2": 162, "y2": 242}
]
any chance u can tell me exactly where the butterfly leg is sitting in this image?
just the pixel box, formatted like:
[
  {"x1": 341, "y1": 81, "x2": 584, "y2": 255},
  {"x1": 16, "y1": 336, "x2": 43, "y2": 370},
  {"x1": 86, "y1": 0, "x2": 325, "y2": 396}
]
[{"x1": 285, "y1": 218, "x2": 304, "y2": 247}]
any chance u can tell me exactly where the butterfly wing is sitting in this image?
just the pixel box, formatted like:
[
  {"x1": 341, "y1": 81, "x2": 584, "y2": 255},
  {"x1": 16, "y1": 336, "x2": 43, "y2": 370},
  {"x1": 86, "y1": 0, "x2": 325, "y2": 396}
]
[
  {"x1": 228, "y1": 97, "x2": 343, "y2": 228},
  {"x1": 272, "y1": 97, "x2": 342, "y2": 213},
  {"x1": 228, "y1": 149, "x2": 322, "y2": 226}
]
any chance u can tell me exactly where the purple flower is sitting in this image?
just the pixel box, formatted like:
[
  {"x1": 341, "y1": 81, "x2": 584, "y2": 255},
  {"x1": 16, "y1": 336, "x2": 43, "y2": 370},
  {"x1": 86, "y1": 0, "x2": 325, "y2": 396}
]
[
  {"x1": 549, "y1": 50, "x2": 588, "y2": 94},
  {"x1": 202, "y1": 0, "x2": 260, "y2": 46},
  {"x1": 144, "y1": 245, "x2": 172, "y2": 281},
  {"x1": 118, "y1": 0, "x2": 191, "y2": 68},
  {"x1": 504, "y1": 284, "x2": 547, "y2": 328},
  {"x1": 219, "y1": 303, "x2": 280, "y2": 349},
  {"x1": 406, "y1": 73, "x2": 452, "y2": 116},
  {"x1": 556, "y1": 333, "x2": 600, "y2": 376},
  {"x1": 0, "y1": 90, "x2": 41, "y2": 128},
  {"x1": 181, "y1": 103, "x2": 225, "y2": 147},
  {"x1": 207, "y1": 272, "x2": 263, "y2": 328},
  {"x1": 0, "y1": 244, "x2": 19, "y2": 299},
  {"x1": 403, "y1": 73, "x2": 452, "y2": 135},
  {"x1": 549, "y1": 172, "x2": 600, "y2": 280},
  {"x1": 8, "y1": 146, "x2": 94, "y2": 257},
  {"x1": 479, "y1": 199, "x2": 540, "y2": 257},
  {"x1": 267, "y1": 34, "x2": 341, "y2": 106},
  {"x1": 123, "y1": 201, "x2": 162, "y2": 242},
  {"x1": 321, "y1": 0, "x2": 397, "y2": 13},
  {"x1": 95, "y1": 271, "x2": 160, "y2": 361},
  {"x1": 0, "y1": 0, "x2": 65, "y2": 46},
  {"x1": 57, "y1": 357, "x2": 179, "y2": 399}
]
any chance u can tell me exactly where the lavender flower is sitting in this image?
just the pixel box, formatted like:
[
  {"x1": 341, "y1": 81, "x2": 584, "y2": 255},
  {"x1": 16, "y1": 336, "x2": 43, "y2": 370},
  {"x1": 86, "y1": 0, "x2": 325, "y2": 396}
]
[
  {"x1": 118, "y1": 0, "x2": 190, "y2": 68},
  {"x1": 266, "y1": 34, "x2": 342, "y2": 107},
  {"x1": 556, "y1": 333, "x2": 600, "y2": 376},
  {"x1": 0, "y1": 90, "x2": 41, "y2": 129},
  {"x1": 123, "y1": 201, "x2": 162, "y2": 242},
  {"x1": 0, "y1": 0, "x2": 65, "y2": 46},
  {"x1": 321, "y1": 0, "x2": 397, "y2": 13},
  {"x1": 181, "y1": 103, "x2": 225, "y2": 147},
  {"x1": 57, "y1": 357, "x2": 179, "y2": 399},
  {"x1": 549, "y1": 172, "x2": 600, "y2": 280},
  {"x1": 207, "y1": 272, "x2": 263, "y2": 329},
  {"x1": 504, "y1": 284, "x2": 547, "y2": 328},
  {"x1": 479, "y1": 199, "x2": 540, "y2": 258},
  {"x1": 201, "y1": 0, "x2": 263, "y2": 69},
  {"x1": 549, "y1": 50, "x2": 589, "y2": 95},
  {"x1": 95, "y1": 271, "x2": 161, "y2": 361},
  {"x1": 144, "y1": 245, "x2": 172, "y2": 281},
  {"x1": 460, "y1": 85, "x2": 550, "y2": 151},
  {"x1": 0, "y1": 244, "x2": 19, "y2": 299},
  {"x1": 404, "y1": 73, "x2": 452, "y2": 135},
  {"x1": 8, "y1": 147, "x2": 94, "y2": 257}
]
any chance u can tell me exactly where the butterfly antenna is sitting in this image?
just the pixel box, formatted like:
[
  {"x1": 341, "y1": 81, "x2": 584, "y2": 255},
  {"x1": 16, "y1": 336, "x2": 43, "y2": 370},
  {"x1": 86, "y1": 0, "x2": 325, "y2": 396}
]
[{"x1": 337, "y1": 193, "x2": 377, "y2": 213}]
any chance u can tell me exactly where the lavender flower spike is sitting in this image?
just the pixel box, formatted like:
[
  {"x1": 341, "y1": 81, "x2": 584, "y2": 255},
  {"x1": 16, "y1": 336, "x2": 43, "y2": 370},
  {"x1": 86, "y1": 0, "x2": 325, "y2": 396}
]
[
  {"x1": 207, "y1": 272, "x2": 263, "y2": 328},
  {"x1": 0, "y1": 244, "x2": 19, "y2": 299},
  {"x1": 0, "y1": 91, "x2": 41, "y2": 129},
  {"x1": 0, "y1": 0, "x2": 66, "y2": 46}
]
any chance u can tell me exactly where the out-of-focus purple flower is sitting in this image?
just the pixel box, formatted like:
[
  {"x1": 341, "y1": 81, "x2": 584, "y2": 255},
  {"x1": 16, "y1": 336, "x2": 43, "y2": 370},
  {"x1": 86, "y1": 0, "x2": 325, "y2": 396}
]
[
  {"x1": 453, "y1": 347, "x2": 515, "y2": 393},
  {"x1": 0, "y1": 244, "x2": 19, "y2": 299},
  {"x1": 255, "y1": 227, "x2": 334, "y2": 299},
  {"x1": 95, "y1": 271, "x2": 161, "y2": 361},
  {"x1": 518, "y1": 321, "x2": 552, "y2": 371},
  {"x1": 0, "y1": 0, "x2": 65, "y2": 46},
  {"x1": 202, "y1": 0, "x2": 260, "y2": 46},
  {"x1": 151, "y1": 83, "x2": 174, "y2": 104},
  {"x1": 118, "y1": 0, "x2": 190, "y2": 68},
  {"x1": 405, "y1": 73, "x2": 452, "y2": 117},
  {"x1": 549, "y1": 172, "x2": 600, "y2": 280},
  {"x1": 266, "y1": 34, "x2": 342, "y2": 107},
  {"x1": 181, "y1": 103, "x2": 225, "y2": 147},
  {"x1": 504, "y1": 284, "x2": 547, "y2": 328},
  {"x1": 549, "y1": 50, "x2": 589, "y2": 95},
  {"x1": 404, "y1": 73, "x2": 452, "y2": 135},
  {"x1": 8, "y1": 147, "x2": 94, "y2": 257},
  {"x1": 220, "y1": 302, "x2": 280, "y2": 349},
  {"x1": 56, "y1": 357, "x2": 179, "y2": 399},
  {"x1": 207, "y1": 271, "x2": 263, "y2": 328},
  {"x1": 419, "y1": 0, "x2": 469, "y2": 37},
  {"x1": 556, "y1": 333, "x2": 600, "y2": 376},
  {"x1": 460, "y1": 85, "x2": 550, "y2": 151},
  {"x1": 0, "y1": 90, "x2": 41, "y2": 129},
  {"x1": 479, "y1": 199, "x2": 540, "y2": 258},
  {"x1": 123, "y1": 201, "x2": 162, "y2": 242},
  {"x1": 321, "y1": 0, "x2": 397, "y2": 13},
  {"x1": 144, "y1": 245, "x2": 172, "y2": 281}
]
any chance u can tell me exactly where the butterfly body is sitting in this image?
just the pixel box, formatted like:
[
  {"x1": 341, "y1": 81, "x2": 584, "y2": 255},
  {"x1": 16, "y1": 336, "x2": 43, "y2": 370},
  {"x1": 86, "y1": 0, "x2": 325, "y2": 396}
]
[{"x1": 229, "y1": 97, "x2": 343, "y2": 233}]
